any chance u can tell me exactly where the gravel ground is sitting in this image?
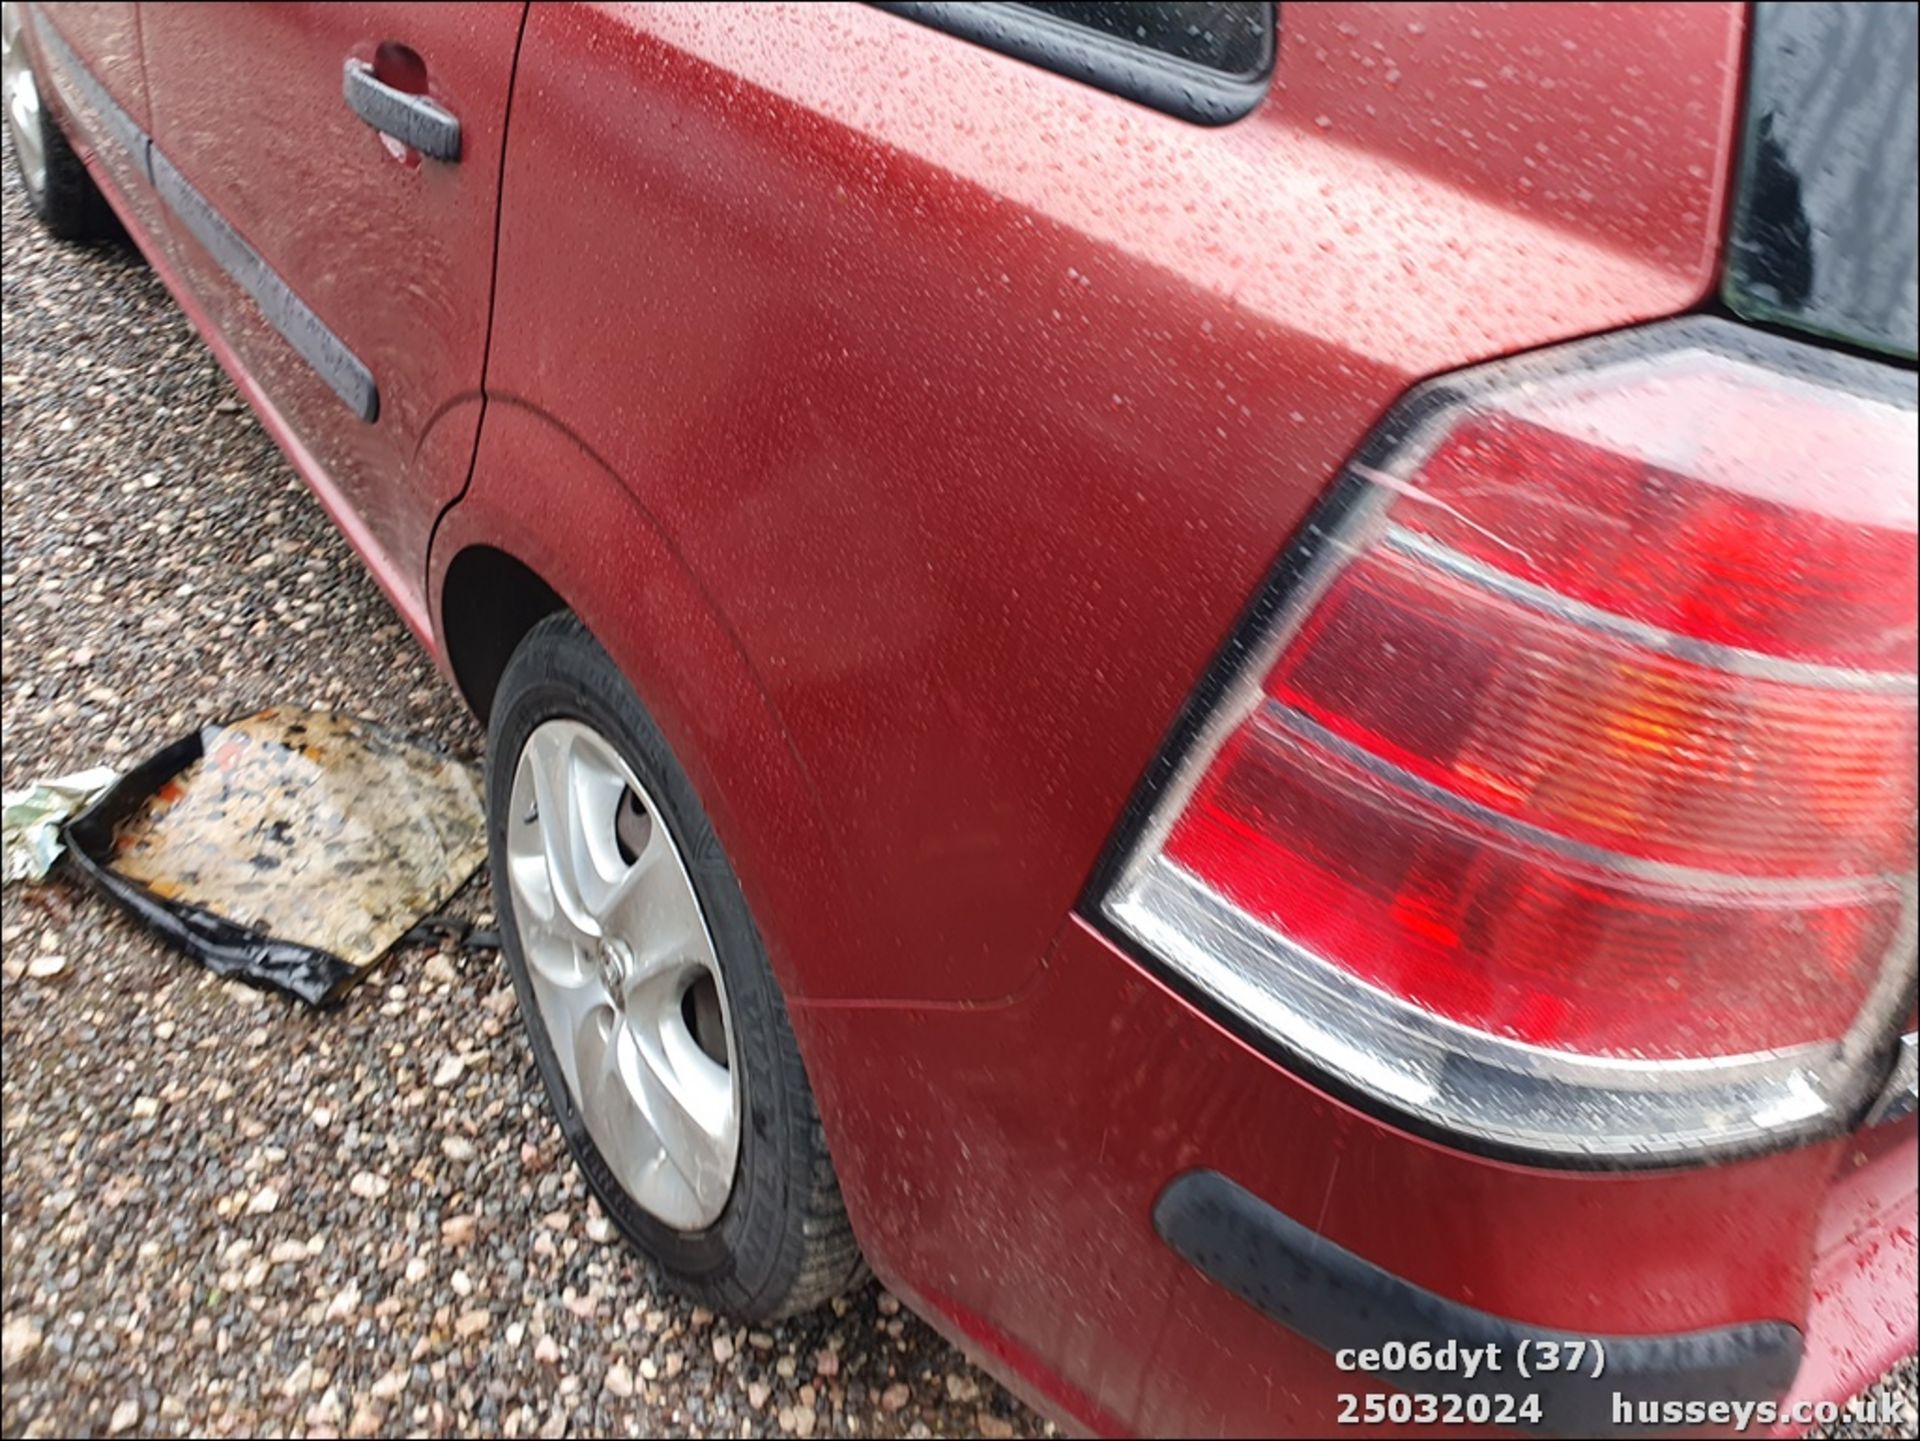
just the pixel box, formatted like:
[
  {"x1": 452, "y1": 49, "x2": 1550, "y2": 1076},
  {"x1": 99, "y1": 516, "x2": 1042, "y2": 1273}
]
[
  {"x1": 3, "y1": 134, "x2": 1915, "y2": 1441},
  {"x1": 0, "y1": 143, "x2": 1042, "y2": 1439}
]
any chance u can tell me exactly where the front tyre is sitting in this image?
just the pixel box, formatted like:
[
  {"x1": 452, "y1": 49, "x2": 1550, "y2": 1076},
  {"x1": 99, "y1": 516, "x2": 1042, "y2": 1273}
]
[{"x1": 487, "y1": 613, "x2": 863, "y2": 1319}]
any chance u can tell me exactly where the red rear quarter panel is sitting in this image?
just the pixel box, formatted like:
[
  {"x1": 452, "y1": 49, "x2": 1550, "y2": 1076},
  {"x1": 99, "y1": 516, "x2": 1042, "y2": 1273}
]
[{"x1": 466, "y1": 0, "x2": 1743, "y2": 1010}]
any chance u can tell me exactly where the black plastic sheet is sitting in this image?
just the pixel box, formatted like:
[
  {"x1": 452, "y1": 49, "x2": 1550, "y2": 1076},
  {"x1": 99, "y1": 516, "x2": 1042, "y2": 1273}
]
[{"x1": 61, "y1": 709, "x2": 488, "y2": 1006}]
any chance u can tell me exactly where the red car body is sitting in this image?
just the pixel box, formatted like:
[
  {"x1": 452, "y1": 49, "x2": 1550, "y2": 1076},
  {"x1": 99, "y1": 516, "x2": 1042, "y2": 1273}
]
[{"x1": 23, "y1": 2, "x2": 1917, "y2": 1435}]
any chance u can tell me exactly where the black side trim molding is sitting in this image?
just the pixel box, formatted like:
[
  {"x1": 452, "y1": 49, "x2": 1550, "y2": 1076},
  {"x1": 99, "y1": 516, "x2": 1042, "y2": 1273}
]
[
  {"x1": 1154, "y1": 1171, "x2": 1804, "y2": 1436},
  {"x1": 149, "y1": 149, "x2": 380, "y2": 421},
  {"x1": 32, "y1": 8, "x2": 380, "y2": 421}
]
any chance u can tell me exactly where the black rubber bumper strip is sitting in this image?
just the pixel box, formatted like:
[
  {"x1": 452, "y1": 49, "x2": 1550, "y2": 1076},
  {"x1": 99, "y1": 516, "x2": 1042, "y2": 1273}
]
[
  {"x1": 148, "y1": 148, "x2": 379, "y2": 422},
  {"x1": 1154, "y1": 1170, "x2": 1803, "y2": 1436}
]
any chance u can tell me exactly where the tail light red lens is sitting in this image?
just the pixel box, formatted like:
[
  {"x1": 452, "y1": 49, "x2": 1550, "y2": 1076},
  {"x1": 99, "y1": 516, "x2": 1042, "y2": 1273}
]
[
  {"x1": 1265, "y1": 544, "x2": 1916, "y2": 881},
  {"x1": 1104, "y1": 320, "x2": 1918, "y2": 1163}
]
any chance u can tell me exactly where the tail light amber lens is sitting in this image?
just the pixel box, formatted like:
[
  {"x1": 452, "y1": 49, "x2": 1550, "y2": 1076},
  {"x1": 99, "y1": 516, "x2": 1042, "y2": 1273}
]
[{"x1": 1104, "y1": 320, "x2": 1917, "y2": 1163}]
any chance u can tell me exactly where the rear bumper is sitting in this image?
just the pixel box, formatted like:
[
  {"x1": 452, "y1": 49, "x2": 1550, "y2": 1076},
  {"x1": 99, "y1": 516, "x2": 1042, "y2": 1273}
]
[
  {"x1": 1770, "y1": 1124, "x2": 1918, "y2": 1435},
  {"x1": 793, "y1": 916, "x2": 1918, "y2": 1437},
  {"x1": 1155, "y1": 1169, "x2": 1802, "y2": 1436}
]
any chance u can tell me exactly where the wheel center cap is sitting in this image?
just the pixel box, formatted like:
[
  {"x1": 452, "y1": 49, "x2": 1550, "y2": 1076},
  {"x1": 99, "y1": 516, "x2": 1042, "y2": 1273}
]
[{"x1": 596, "y1": 937, "x2": 634, "y2": 1007}]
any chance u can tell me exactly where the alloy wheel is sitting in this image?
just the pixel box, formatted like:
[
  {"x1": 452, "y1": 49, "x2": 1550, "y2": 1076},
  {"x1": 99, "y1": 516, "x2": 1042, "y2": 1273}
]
[
  {"x1": 505, "y1": 718, "x2": 741, "y2": 1230},
  {"x1": 1, "y1": 3, "x2": 47, "y2": 200}
]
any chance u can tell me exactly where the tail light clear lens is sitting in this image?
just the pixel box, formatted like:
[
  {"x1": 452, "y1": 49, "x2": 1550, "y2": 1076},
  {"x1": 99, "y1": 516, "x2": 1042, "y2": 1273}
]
[{"x1": 1103, "y1": 319, "x2": 1918, "y2": 1164}]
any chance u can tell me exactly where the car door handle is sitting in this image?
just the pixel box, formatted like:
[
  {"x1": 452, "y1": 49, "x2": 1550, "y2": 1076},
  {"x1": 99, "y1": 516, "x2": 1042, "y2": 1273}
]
[{"x1": 342, "y1": 58, "x2": 460, "y2": 162}]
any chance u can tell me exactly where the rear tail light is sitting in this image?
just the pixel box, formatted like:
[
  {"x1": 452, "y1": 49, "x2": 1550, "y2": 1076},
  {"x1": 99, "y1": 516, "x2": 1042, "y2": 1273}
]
[{"x1": 1103, "y1": 319, "x2": 1918, "y2": 1164}]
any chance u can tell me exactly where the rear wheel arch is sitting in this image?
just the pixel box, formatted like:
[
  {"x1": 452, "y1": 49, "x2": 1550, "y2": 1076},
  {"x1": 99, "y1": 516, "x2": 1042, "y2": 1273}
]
[
  {"x1": 486, "y1": 613, "x2": 865, "y2": 1316},
  {"x1": 427, "y1": 401, "x2": 859, "y2": 1015},
  {"x1": 439, "y1": 543, "x2": 566, "y2": 723},
  {"x1": 431, "y1": 407, "x2": 890, "y2": 1280}
]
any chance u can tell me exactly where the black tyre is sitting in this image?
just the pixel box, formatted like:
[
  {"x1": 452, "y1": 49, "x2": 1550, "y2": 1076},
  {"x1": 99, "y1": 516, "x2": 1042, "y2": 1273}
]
[
  {"x1": 2, "y1": 3, "x2": 120, "y2": 242},
  {"x1": 487, "y1": 613, "x2": 863, "y2": 1319}
]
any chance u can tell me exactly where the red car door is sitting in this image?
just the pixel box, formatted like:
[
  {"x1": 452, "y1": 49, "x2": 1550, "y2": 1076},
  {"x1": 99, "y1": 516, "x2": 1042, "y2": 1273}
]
[{"x1": 137, "y1": 2, "x2": 525, "y2": 635}]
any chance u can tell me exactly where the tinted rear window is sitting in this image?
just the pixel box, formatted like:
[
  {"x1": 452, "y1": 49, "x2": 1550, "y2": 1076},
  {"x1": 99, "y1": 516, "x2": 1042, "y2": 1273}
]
[{"x1": 1725, "y1": 0, "x2": 1918, "y2": 359}]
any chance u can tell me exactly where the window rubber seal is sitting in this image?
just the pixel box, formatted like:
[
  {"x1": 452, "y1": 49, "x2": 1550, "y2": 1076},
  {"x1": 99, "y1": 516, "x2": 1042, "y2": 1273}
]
[{"x1": 873, "y1": 2, "x2": 1276, "y2": 126}]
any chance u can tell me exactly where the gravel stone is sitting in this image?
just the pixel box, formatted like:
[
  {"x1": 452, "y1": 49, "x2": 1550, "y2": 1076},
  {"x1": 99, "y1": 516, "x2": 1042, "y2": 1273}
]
[
  {"x1": 2, "y1": 131, "x2": 1044, "y2": 1438},
  {"x1": 1, "y1": 1314, "x2": 43, "y2": 1370},
  {"x1": 1814, "y1": 1356, "x2": 1920, "y2": 1440},
  {"x1": 454, "y1": 1310, "x2": 492, "y2": 1339}
]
